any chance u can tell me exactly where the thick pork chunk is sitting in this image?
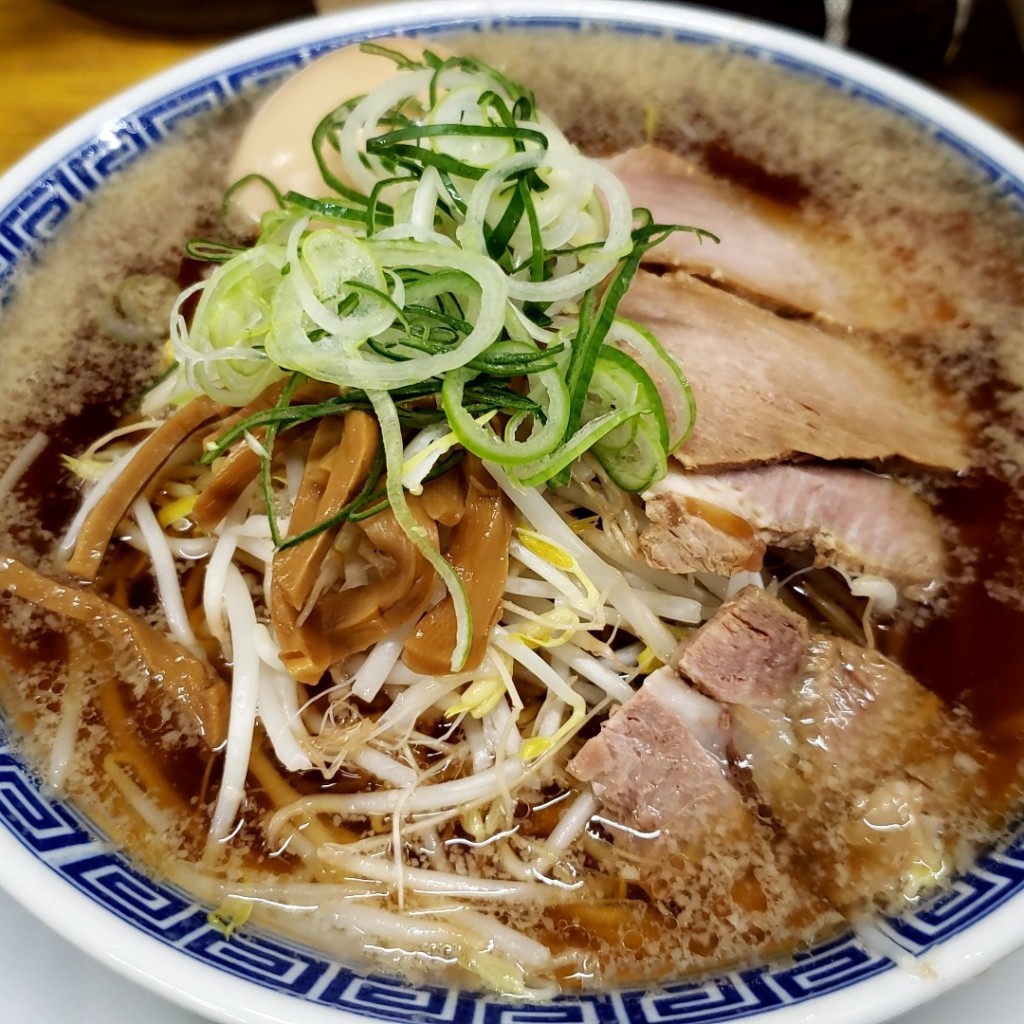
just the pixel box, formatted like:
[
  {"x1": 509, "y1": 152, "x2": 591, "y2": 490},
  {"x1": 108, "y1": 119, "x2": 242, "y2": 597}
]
[
  {"x1": 566, "y1": 666, "x2": 744, "y2": 838},
  {"x1": 618, "y1": 270, "x2": 970, "y2": 472},
  {"x1": 671, "y1": 586, "x2": 808, "y2": 707},
  {"x1": 605, "y1": 145, "x2": 948, "y2": 334},
  {"x1": 642, "y1": 463, "x2": 947, "y2": 601}
]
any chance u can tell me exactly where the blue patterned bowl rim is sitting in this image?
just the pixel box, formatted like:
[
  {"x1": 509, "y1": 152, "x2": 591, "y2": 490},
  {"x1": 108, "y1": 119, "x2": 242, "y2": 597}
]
[{"x1": 1, "y1": 3, "x2": 1023, "y2": 1024}]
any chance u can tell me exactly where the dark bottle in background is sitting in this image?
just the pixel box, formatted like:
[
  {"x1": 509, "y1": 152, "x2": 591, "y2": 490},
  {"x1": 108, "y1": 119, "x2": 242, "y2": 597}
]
[{"x1": 58, "y1": 0, "x2": 317, "y2": 33}]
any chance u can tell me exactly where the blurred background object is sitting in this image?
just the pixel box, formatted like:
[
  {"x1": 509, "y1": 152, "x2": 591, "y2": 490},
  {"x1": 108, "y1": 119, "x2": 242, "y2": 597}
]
[
  {"x1": 928, "y1": 0, "x2": 1024, "y2": 138},
  {"x1": 58, "y1": 0, "x2": 316, "y2": 32},
  {"x1": 677, "y1": 0, "x2": 976, "y2": 74},
  {"x1": 46, "y1": 0, "x2": 1024, "y2": 83},
  {"x1": 1012, "y1": 0, "x2": 1024, "y2": 37}
]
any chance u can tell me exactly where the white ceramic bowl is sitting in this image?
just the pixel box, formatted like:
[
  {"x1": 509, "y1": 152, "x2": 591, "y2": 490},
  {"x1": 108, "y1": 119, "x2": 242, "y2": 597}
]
[{"x1": 1, "y1": 3, "x2": 1023, "y2": 1023}]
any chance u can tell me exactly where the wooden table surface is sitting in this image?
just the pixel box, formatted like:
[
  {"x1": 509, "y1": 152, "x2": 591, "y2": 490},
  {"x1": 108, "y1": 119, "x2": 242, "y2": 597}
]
[
  {"x1": 1, "y1": 0, "x2": 1022, "y2": 175},
  {"x1": 0, "y1": 0, "x2": 221, "y2": 174}
]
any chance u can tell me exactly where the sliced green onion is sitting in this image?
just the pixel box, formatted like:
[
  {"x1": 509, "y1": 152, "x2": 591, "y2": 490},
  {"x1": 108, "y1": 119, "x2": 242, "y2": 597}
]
[
  {"x1": 221, "y1": 173, "x2": 284, "y2": 221},
  {"x1": 510, "y1": 407, "x2": 638, "y2": 489},
  {"x1": 584, "y1": 347, "x2": 667, "y2": 492},
  {"x1": 604, "y1": 318, "x2": 696, "y2": 451},
  {"x1": 173, "y1": 243, "x2": 289, "y2": 405},
  {"x1": 185, "y1": 239, "x2": 247, "y2": 263},
  {"x1": 442, "y1": 362, "x2": 569, "y2": 466},
  {"x1": 260, "y1": 372, "x2": 304, "y2": 545},
  {"x1": 283, "y1": 190, "x2": 390, "y2": 229},
  {"x1": 267, "y1": 238, "x2": 508, "y2": 391}
]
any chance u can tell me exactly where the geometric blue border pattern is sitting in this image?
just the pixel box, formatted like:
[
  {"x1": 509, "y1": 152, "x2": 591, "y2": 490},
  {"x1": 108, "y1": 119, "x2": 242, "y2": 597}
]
[
  {"x1": 9, "y1": 689, "x2": 1024, "y2": 1024},
  {"x1": 2, "y1": 11, "x2": 1024, "y2": 1024}
]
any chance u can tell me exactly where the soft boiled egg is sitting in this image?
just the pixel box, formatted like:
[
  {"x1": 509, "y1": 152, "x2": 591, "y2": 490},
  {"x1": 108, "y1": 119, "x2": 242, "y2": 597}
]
[{"x1": 225, "y1": 38, "x2": 444, "y2": 234}]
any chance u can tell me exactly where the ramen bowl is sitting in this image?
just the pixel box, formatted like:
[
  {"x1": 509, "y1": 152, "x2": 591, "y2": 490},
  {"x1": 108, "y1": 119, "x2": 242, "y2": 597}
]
[{"x1": 1, "y1": 2, "x2": 1023, "y2": 1023}]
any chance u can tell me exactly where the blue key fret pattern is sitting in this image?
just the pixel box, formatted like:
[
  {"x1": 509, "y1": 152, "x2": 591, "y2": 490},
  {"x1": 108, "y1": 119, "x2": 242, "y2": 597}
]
[{"x1": 1, "y1": 13, "x2": 1023, "y2": 1023}]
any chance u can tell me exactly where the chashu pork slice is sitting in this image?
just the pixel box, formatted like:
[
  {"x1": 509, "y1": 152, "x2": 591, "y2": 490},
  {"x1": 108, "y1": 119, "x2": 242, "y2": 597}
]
[
  {"x1": 670, "y1": 587, "x2": 987, "y2": 911},
  {"x1": 618, "y1": 270, "x2": 970, "y2": 472},
  {"x1": 605, "y1": 145, "x2": 943, "y2": 334},
  {"x1": 606, "y1": 145, "x2": 850, "y2": 320},
  {"x1": 641, "y1": 463, "x2": 947, "y2": 602},
  {"x1": 565, "y1": 663, "x2": 843, "y2": 972}
]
